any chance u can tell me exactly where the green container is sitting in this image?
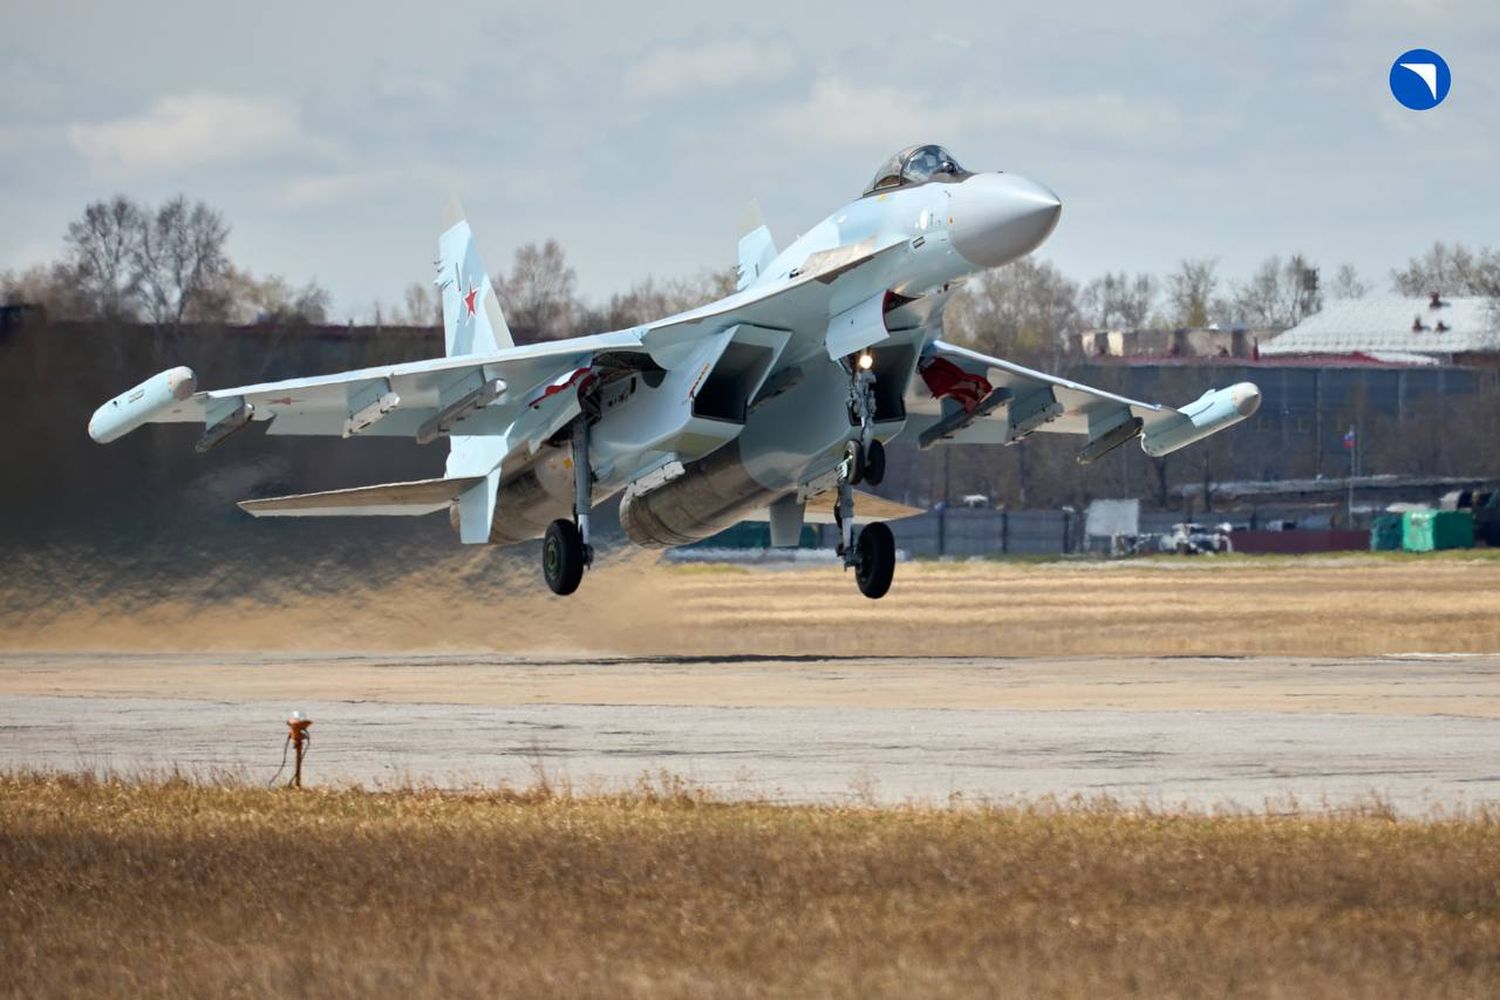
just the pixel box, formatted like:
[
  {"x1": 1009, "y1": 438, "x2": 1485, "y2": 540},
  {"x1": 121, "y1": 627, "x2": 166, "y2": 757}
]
[
  {"x1": 1400, "y1": 510, "x2": 1475, "y2": 552},
  {"x1": 1370, "y1": 514, "x2": 1403, "y2": 552}
]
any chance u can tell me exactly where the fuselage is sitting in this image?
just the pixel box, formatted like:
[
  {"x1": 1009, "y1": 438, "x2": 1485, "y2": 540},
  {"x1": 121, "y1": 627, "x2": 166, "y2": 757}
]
[{"x1": 488, "y1": 162, "x2": 1063, "y2": 547}]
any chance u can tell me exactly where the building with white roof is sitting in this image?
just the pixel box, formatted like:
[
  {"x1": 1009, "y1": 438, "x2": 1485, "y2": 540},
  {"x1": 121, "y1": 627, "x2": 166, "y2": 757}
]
[{"x1": 1261, "y1": 295, "x2": 1500, "y2": 365}]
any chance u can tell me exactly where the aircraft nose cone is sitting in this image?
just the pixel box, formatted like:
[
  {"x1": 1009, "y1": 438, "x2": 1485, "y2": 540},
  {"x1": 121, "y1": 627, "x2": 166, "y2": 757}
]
[{"x1": 949, "y1": 173, "x2": 1062, "y2": 269}]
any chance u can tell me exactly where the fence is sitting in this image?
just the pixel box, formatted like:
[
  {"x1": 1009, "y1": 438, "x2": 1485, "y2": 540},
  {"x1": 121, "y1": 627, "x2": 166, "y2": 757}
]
[{"x1": 802, "y1": 506, "x2": 1343, "y2": 558}]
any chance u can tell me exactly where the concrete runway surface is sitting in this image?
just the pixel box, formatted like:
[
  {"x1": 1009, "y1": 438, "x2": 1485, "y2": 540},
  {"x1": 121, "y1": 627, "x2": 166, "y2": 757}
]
[{"x1": 2, "y1": 652, "x2": 1497, "y2": 812}]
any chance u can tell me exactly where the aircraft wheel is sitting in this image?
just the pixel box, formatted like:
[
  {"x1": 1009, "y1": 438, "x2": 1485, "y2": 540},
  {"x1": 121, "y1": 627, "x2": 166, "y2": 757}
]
[
  {"x1": 855, "y1": 522, "x2": 895, "y2": 599},
  {"x1": 845, "y1": 439, "x2": 866, "y2": 485},
  {"x1": 543, "y1": 519, "x2": 585, "y2": 596},
  {"x1": 864, "y1": 439, "x2": 886, "y2": 486}
]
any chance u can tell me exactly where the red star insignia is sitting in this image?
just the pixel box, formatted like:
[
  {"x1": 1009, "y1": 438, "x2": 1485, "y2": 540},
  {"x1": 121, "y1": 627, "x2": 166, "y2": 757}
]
[
  {"x1": 268, "y1": 396, "x2": 296, "y2": 406},
  {"x1": 463, "y1": 285, "x2": 479, "y2": 317}
]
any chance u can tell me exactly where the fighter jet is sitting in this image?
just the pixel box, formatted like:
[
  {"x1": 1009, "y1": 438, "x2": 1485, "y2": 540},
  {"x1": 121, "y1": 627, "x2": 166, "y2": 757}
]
[{"x1": 89, "y1": 144, "x2": 1260, "y2": 598}]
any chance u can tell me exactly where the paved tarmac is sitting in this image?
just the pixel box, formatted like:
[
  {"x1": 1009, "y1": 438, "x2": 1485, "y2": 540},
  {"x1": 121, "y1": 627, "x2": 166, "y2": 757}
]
[{"x1": 2, "y1": 653, "x2": 1497, "y2": 812}]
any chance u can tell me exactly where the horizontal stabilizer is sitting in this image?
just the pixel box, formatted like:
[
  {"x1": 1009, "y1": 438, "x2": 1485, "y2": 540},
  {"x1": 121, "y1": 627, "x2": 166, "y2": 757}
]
[{"x1": 238, "y1": 476, "x2": 486, "y2": 518}]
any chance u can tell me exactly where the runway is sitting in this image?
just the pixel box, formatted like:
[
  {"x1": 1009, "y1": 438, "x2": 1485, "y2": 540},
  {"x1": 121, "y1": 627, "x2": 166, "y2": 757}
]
[{"x1": 2, "y1": 652, "x2": 1497, "y2": 811}]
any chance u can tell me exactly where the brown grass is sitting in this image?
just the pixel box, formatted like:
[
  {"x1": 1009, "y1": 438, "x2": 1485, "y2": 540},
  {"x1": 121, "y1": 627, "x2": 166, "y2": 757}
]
[
  {"x1": 4, "y1": 549, "x2": 1500, "y2": 657},
  {"x1": 2, "y1": 773, "x2": 1497, "y2": 999}
]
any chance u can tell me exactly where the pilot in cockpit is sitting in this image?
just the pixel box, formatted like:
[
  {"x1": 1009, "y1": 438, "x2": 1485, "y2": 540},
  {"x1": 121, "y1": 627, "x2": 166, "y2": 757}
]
[{"x1": 864, "y1": 145, "x2": 970, "y2": 195}]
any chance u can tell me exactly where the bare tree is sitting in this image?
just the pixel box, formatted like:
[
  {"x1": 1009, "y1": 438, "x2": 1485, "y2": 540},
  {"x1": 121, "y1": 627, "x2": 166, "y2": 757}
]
[
  {"x1": 1390, "y1": 241, "x2": 1500, "y2": 297},
  {"x1": 0, "y1": 263, "x2": 86, "y2": 317},
  {"x1": 1230, "y1": 254, "x2": 1321, "y2": 329},
  {"x1": 584, "y1": 268, "x2": 736, "y2": 332},
  {"x1": 64, "y1": 196, "x2": 144, "y2": 320},
  {"x1": 1079, "y1": 271, "x2": 1157, "y2": 329},
  {"x1": 1164, "y1": 258, "x2": 1221, "y2": 327},
  {"x1": 229, "y1": 270, "x2": 331, "y2": 324},
  {"x1": 496, "y1": 239, "x2": 577, "y2": 342},
  {"x1": 1329, "y1": 263, "x2": 1369, "y2": 300},
  {"x1": 945, "y1": 258, "x2": 1079, "y2": 362},
  {"x1": 1287, "y1": 253, "x2": 1322, "y2": 322},
  {"x1": 134, "y1": 196, "x2": 232, "y2": 326},
  {"x1": 399, "y1": 281, "x2": 440, "y2": 327}
]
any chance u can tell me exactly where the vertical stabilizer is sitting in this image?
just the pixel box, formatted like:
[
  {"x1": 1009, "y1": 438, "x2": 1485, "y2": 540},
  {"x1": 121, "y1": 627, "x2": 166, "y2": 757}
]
[
  {"x1": 439, "y1": 200, "x2": 512, "y2": 533},
  {"x1": 736, "y1": 199, "x2": 777, "y2": 291},
  {"x1": 438, "y1": 198, "x2": 514, "y2": 357}
]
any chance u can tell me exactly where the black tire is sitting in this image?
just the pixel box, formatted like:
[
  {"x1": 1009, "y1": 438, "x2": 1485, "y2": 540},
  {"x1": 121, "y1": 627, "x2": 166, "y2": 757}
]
[
  {"x1": 846, "y1": 439, "x2": 865, "y2": 485},
  {"x1": 543, "y1": 519, "x2": 585, "y2": 596},
  {"x1": 855, "y1": 522, "x2": 896, "y2": 599},
  {"x1": 864, "y1": 439, "x2": 886, "y2": 486}
]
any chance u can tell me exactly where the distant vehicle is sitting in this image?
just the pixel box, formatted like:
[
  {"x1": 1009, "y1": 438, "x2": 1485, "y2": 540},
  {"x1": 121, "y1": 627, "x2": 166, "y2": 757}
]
[
  {"x1": 1159, "y1": 522, "x2": 1234, "y2": 555},
  {"x1": 960, "y1": 494, "x2": 992, "y2": 509},
  {"x1": 1442, "y1": 489, "x2": 1500, "y2": 545},
  {"x1": 88, "y1": 144, "x2": 1260, "y2": 599}
]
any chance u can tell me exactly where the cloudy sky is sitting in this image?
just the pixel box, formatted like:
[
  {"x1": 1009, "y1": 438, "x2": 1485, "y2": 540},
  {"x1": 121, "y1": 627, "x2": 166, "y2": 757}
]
[{"x1": 4, "y1": 1, "x2": 1497, "y2": 317}]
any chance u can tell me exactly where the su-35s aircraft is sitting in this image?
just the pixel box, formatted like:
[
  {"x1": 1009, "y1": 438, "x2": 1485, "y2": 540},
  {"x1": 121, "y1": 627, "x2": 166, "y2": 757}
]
[{"x1": 90, "y1": 144, "x2": 1261, "y2": 598}]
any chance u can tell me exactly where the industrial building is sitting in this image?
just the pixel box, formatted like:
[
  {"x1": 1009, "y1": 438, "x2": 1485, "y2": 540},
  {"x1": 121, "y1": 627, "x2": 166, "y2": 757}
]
[{"x1": 1261, "y1": 294, "x2": 1500, "y2": 366}]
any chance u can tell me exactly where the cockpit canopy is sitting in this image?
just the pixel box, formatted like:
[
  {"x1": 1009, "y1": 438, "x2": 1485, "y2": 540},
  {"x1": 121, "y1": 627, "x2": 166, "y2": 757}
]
[{"x1": 863, "y1": 144, "x2": 971, "y2": 196}]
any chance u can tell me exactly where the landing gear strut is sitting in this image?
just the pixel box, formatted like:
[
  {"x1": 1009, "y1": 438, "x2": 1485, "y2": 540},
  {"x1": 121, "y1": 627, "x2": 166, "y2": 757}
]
[
  {"x1": 836, "y1": 354, "x2": 895, "y2": 599},
  {"x1": 834, "y1": 467, "x2": 897, "y2": 600},
  {"x1": 543, "y1": 418, "x2": 595, "y2": 596},
  {"x1": 844, "y1": 356, "x2": 885, "y2": 487}
]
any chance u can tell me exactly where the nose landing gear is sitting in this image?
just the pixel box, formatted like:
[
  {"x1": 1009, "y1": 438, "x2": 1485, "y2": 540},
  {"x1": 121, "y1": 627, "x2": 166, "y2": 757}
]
[
  {"x1": 833, "y1": 469, "x2": 898, "y2": 600},
  {"x1": 837, "y1": 354, "x2": 896, "y2": 598},
  {"x1": 845, "y1": 437, "x2": 886, "y2": 487},
  {"x1": 844, "y1": 354, "x2": 886, "y2": 487},
  {"x1": 855, "y1": 521, "x2": 896, "y2": 599}
]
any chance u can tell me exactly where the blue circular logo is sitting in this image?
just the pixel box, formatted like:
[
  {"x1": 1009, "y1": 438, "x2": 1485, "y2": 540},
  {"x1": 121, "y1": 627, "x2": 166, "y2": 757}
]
[{"x1": 1389, "y1": 49, "x2": 1450, "y2": 110}]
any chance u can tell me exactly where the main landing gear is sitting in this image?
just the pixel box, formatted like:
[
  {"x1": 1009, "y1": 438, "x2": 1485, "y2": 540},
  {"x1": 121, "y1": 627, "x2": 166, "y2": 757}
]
[
  {"x1": 543, "y1": 418, "x2": 595, "y2": 596},
  {"x1": 836, "y1": 352, "x2": 895, "y2": 599}
]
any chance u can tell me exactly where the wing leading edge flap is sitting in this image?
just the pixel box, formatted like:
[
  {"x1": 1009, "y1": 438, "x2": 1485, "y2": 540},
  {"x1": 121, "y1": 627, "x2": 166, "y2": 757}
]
[{"x1": 238, "y1": 476, "x2": 486, "y2": 518}]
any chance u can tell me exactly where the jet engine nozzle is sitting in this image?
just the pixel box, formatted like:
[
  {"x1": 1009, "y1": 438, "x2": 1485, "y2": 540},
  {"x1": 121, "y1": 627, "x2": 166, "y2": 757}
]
[{"x1": 949, "y1": 173, "x2": 1062, "y2": 270}]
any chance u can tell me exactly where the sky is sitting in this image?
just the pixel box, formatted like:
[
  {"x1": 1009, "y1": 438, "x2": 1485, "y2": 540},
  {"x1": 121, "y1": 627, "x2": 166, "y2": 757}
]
[{"x1": 4, "y1": 0, "x2": 1498, "y2": 319}]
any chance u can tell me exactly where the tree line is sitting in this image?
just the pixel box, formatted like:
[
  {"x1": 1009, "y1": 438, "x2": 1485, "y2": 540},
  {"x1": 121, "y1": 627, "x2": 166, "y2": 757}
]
[
  {"x1": 7, "y1": 196, "x2": 1500, "y2": 355},
  {"x1": 2, "y1": 196, "x2": 331, "y2": 326},
  {"x1": 385, "y1": 238, "x2": 736, "y2": 341},
  {"x1": 7, "y1": 195, "x2": 1500, "y2": 516}
]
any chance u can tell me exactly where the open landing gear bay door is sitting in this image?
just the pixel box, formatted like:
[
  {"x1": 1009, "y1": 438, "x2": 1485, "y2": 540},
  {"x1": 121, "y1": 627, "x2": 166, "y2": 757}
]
[
  {"x1": 740, "y1": 489, "x2": 925, "y2": 527},
  {"x1": 905, "y1": 340, "x2": 1260, "y2": 463}
]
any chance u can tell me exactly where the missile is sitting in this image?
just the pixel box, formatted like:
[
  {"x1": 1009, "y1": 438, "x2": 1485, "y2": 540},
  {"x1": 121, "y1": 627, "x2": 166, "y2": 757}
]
[
  {"x1": 88, "y1": 366, "x2": 197, "y2": 443},
  {"x1": 1141, "y1": 382, "x2": 1261, "y2": 458}
]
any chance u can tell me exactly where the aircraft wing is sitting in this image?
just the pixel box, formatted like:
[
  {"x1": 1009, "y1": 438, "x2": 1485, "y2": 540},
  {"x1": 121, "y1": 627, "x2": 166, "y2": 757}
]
[
  {"x1": 906, "y1": 340, "x2": 1260, "y2": 461},
  {"x1": 92, "y1": 234, "x2": 913, "y2": 449},
  {"x1": 640, "y1": 234, "x2": 913, "y2": 367},
  {"x1": 88, "y1": 330, "x2": 652, "y2": 447}
]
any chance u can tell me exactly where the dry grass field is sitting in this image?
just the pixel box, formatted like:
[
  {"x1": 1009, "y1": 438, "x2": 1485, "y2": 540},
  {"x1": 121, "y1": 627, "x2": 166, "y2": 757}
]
[
  {"x1": 5, "y1": 549, "x2": 1499, "y2": 657},
  {"x1": 2, "y1": 773, "x2": 1497, "y2": 999}
]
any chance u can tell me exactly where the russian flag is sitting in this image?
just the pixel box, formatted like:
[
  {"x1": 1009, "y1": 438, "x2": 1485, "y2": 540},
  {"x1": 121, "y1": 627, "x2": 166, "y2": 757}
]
[{"x1": 1343, "y1": 426, "x2": 1357, "y2": 450}]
